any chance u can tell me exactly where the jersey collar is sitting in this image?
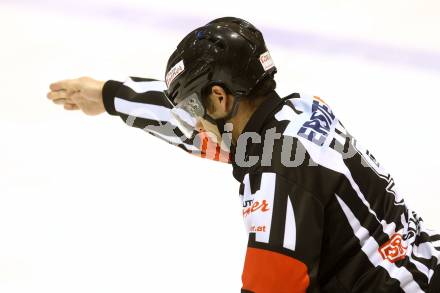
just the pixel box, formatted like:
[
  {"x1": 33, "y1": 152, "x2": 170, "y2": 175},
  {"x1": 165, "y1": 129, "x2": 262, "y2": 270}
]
[
  {"x1": 231, "y1": 91, "x2": 285, "y2": 181},
  {"x1": 240, "y1": 91, "x2": 283, "y2": 136}
]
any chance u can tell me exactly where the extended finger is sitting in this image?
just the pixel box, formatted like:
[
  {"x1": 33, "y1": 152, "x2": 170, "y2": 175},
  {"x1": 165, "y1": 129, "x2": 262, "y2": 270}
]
[
  {"x1": 53, "y1": 98, "x2": 71, "y2": 105},
  {"x1": 64, "y1": 103, "x2": 79, "y2": 110},
  {"x1": 49, "y1": 79, "x2": 78, "y2": 92},
  {"x1": 47, "y1": 89, "x2": 68, "y2": 100}
]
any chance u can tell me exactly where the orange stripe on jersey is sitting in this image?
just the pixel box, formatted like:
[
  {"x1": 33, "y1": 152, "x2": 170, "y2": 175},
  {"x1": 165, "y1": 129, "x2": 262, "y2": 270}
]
[
  {"x1": 197, "y1": 131, "x2": 231, "y2": 163},
  {"x1": 313, "y1": 96, "x2": 327, "y2": 105},
  {"x1": 242, "y1": 247, "x2": 309, "y2": 293},
  {"x1": 200, "y1": 132, "x2": 209, "y2": 159}
]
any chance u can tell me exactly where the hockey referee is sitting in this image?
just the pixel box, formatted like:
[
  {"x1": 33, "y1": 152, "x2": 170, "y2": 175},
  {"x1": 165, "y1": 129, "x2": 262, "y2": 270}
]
[{"x1": 47, "y1": 17, "x2": 440, "y2": 293}]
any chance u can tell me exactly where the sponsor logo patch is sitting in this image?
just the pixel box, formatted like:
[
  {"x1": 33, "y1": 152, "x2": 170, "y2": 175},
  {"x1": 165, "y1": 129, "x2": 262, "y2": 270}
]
[
  {"x1": 259, "y1": 51, "x2": 275, "y2": 71},
  {"x1": 249, "y1": 225, "x2": 267, "y2": 233},
  {"x1": 242, "y1": 200, "x2": 270, "y2": 218},
  {"x1": 298, "y1": 97, "x2": 336, "y2": 146},
  {"x1": 165, "y1": 60, "x2": 185, "y2": 87},
  {"x1": 379, "y1": 233, "x2": 407, "y2": 263}
]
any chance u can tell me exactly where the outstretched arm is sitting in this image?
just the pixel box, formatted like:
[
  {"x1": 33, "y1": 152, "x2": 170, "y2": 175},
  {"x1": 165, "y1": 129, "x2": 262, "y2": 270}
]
[{"x1": 47, "y1": 76, "x2": 230, "y2": 163}]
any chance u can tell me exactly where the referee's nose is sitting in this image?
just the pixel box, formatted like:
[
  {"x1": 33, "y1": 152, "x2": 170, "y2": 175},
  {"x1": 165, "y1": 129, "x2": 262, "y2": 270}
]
[
  {"x1": 196, "y1": 117, "x2": 223, "y2": 142},
  {"x1": 195, "y1": 119, "x2": 205, "y2": 133}
]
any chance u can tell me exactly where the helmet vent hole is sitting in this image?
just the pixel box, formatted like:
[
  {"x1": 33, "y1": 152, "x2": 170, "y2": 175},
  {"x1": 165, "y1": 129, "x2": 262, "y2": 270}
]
[{"x1": 214, "y1": 39, "x2": 226, "y2": 50}]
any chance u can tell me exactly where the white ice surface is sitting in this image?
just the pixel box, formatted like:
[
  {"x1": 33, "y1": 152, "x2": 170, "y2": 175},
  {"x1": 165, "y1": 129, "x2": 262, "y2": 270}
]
[{"x1": 0, "y1": 1, "x2": 439, "y2": 292}]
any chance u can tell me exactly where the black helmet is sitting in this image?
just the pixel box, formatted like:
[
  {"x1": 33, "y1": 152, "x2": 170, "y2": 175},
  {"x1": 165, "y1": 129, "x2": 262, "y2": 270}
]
[
  {"x1": 165, "y1": 17, "x2": 277, "y2": 104},
  {"x1": 165, "y1": 17, "x2": 277, "y2": 138}
]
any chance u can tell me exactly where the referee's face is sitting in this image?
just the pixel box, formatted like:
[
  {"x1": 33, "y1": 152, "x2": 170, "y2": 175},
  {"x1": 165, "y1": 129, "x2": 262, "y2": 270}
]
[
  {"x1": 199, "y1": 85, "x2": 239, "y2": 147},
  {"x1": 196, "y1": 117, "x2": 222, "y2": 142}
]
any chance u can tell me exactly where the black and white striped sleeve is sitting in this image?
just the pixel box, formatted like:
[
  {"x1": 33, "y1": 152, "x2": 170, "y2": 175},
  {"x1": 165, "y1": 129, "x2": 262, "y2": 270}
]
[
  {"x1": 102, "y1": 77, "x2": 231, "y2": 163},
  {"x1": 102, "y1": 76, "x2": 202, "y2": 153}
]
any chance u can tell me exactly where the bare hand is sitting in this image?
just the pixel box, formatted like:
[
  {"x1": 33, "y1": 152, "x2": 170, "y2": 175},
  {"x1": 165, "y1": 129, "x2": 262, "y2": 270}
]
[{"x1": 47, "y1": 77, "x2": 106, "y2": 116}]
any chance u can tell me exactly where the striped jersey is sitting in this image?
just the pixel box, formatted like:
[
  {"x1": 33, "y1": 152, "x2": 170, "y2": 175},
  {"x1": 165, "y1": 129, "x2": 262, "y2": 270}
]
[{"x1": 102, "y1": 77, "x2": 440, "y2": 292}]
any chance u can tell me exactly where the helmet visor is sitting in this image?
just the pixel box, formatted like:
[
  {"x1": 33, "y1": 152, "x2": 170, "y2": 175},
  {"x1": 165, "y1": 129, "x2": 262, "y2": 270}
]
[{"x1": 170, "y1": 93, "x2": 205, "y2": 139}]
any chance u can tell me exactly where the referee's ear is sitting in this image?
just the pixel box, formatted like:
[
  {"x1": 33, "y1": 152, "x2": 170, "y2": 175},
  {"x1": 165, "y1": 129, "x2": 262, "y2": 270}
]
[{"x1": 205, "y1": 85, "x2": 235, "y2": 119}]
